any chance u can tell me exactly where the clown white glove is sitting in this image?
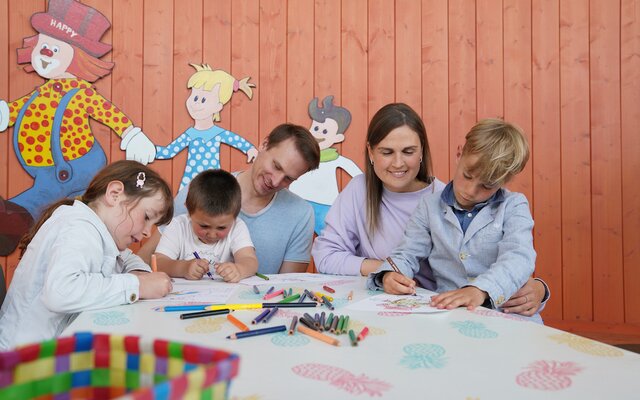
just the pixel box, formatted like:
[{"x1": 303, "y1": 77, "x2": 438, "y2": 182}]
[
  {"x1": 0, "y1": 100, "x2": 9, "y2": 131},
  {"x1": 120, "y1": 126, "x2": 156, "y2": 165}
]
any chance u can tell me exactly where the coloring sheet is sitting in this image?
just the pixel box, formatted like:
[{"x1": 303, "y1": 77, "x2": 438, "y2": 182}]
[
  {"x1": 346, "y1": 292, "x2": 448, "y2": 314},
  {"x1": 141, "y1": 278, "x2": 236, "y2": 303},
  {"x1": 238, "y1": 273, "x2": 352, "y2": 286}
]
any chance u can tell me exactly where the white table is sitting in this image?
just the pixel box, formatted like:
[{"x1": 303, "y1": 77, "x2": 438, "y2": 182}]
[{"x1": 64, "y1": 275, "x2": 640, "y2": 399}]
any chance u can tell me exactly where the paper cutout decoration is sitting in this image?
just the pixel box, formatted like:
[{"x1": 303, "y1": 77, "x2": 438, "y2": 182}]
[
  {"x1": 155, "y1": 64, "x2": 258, "y2": 190},
  {"x1": 0, "y1": 0, "x2": 156, "y2": 256},
  {"x1": 289, "y1": 96, "x2": 362, "y2": 234}
]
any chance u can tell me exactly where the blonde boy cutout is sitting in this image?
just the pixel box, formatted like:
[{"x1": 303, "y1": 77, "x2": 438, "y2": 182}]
[
  {"x1": 461, "y1": 118, "x2": 530, "y2": 187},
  {"x1": 187, "y1": 63, "x2": 255, "y2": 122}
]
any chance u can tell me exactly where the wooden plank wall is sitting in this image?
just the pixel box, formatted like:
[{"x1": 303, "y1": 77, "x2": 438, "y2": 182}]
[{"x1": 1, "y1": 0, "x2": 639, "y2": 338}]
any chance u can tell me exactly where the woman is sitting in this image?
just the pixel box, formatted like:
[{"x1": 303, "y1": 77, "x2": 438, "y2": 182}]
[{"x1": 312, "y1": 103, "x2": 547, "y2": 316}]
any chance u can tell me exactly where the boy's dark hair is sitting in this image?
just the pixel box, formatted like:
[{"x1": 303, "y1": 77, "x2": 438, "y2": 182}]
[
  {"x1": 264, "y1": 123, "x2": 321, "y2": 172},
  {"x1": 185, "y1": 169, "x2": 242, "y2": 217}
]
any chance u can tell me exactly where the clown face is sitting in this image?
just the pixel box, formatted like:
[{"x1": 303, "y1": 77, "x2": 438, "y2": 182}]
[
  {"x1": 31, "y1": 34, "x2": 74, "y2": 79},
  {"x1": 309, "y1": 118, "x2": 344, "y2": 150}
]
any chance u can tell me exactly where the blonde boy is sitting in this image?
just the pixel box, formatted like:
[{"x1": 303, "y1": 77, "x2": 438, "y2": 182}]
[
  {"x1": 368, "y1": 119, "x2": 539, "y2": 321},
  {"x1": 155, "y1": 169, "x2": 258, "y2": 282}
]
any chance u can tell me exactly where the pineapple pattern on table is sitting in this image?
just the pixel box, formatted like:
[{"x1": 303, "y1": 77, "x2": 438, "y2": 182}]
[
  {"x1": 92, "y1": 310, "x2": 129, "y2": 326},
  {"x1": 271, "y1": 331, "x2": 310, "y2": 347},
  {"x1": 450, "y1": 320, "x2": 498, "y2": 339},
  {"x1": 549, "y1": 333, "x2": 624, "y2": 357},
  {"x1": 400, "y1": 343, "x2": 448, "y2": 369},
  {"x1": 185, "y1": 316, "x2": 226, "y2": 333},
  {"x1": 516, "y1": 360, "x2": 583, "y2": 391},
  {"x1": 292, "y1": 363, "x2": 392, "y2": 396}
]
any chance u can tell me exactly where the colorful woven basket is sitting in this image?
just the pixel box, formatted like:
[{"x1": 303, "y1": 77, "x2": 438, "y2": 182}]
[{"x1": 0, "y1": 332, "x2": 239, "y2": 399}]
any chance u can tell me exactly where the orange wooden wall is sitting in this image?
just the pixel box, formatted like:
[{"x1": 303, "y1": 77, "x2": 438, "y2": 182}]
[{"x1": 1, "y1": 0, "x2": 639, "y2": 337}]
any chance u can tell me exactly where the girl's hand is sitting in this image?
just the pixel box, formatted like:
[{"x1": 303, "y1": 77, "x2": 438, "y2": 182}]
[
  {"x1": 430, "y1": 286, "x2": 487, "y2": 310},
  {"x1": 382, "y1": 272, "x2": 416, "y2": 295},
  {"x1": 185, "y1": 259, "x2": 209, "y2": 280},
  {"x1": 215, "y1": 262, "x2": 241, "y2": 283},
  {"x1": 135, "y1": 271, "x2": 172, "y2": 299}
]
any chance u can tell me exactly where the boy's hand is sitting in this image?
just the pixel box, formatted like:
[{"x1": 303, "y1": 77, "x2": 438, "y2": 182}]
[
  {"x1": 134, "y1": 271, "x2": 172, "y2": 299},
  {"x1": 382, "y1": 272, "x2": 416, "y2": 295},
  {"x1": 215, "y1": 262, "x2": 242, "y2": 283},
  {"x1": 430, "y1": 286, "x2": 487, "y2": 310},
  {"x1": 185, "y1": 259, "x2": 209, "y2": 280},
  {"x1": 502, "y1": 278, "x2": 545, "y2": 316}
]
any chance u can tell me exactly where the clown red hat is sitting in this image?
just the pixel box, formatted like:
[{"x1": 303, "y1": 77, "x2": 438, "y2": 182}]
[{"x1": 30, "y1": 0, "x2": 112, "y2": 57}]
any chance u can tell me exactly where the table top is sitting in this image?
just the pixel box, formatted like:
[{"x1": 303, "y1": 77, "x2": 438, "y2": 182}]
[{"x1": 64, "y1": 275, "x2": 640, "y2": 399}]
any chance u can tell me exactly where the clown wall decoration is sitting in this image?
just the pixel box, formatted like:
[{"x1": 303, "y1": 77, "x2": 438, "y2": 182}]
[
  {"x1": 289, "y1": 96, "x2": 362, "y2": 235},
  {"x1": 0, "y1": 0, "x2": 155, "y2": 255}
]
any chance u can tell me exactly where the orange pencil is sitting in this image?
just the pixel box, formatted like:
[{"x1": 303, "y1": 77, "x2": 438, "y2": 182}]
[
  {"x1": 347, "y1": 290, "x2": 353, "y2": 301},
  {"x1": 151, "y1": 254, "x2": 158, "y2": 272},
  {"x1": 297, "y1": 324, "x2": 340, "y2": 346},
  {"x1": 226, "y1": 313, "x2": 250, "y2": 332}
]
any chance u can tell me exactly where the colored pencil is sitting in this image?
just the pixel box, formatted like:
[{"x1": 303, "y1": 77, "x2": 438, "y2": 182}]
[
  {"x1": 160, "y1": 305, "x2": 209, "y2": 312},
  {"x1": 342, "y1": 315, "x2": 350, "y2": 334},
  {"x1": 316, "y1": 292, "x2": 333, "y2": 302},
  {"x1": 227, "y1": 313, "x2": 250, "y2": 332},
  {"x1": 386, "y1": 256, "x2": 417, "y2": 295},
  {"x1": 298, "y1": 292, "x2": 307, "y2": 303},
  {"x1": 297, "y1": 325, "x2": 340, "y2": 346},
  {"x1": 299, "y1": 315, "x2": 318, "y2": 331},
  {"x1": 348, "y1": 329, "x2": 358, "y2": 346},
  {"x1": 206, "y1": 303, "x2": 262, "y2": 311},
  {"x1": 288, "y1": 316, "x2": 298, "y2": 335},
  {"x1": 266, "y1": 286, "x2": 275, "y2": 295},
  {"x1": 357, "y1": 327, "x2": 370, "y2": 341},
  {"x1": 325, "y1": 313, "x2": 334, "y2": 331},
  {"x1": 330, "y1": 314, "x2": 339, "y2": 333},
  {"x1": 322, "y1": 285, "x2": 335, "y2": 293},
  {"x1": 279, "y1": 293, "x2": 301, "y2": 303},
  {"x1": 255, "y1": 272, "x2": 269, "y2": 280},
  {"x1": 262, "y1": 302, "x2": 319, "y2": 308},
  {"x1": 321, "y1": 296, "x2": 335, "y2": 311},
  {"x1": 262, "y1": 307, "x2": 279, "y2": 323},
  {"x1": 252, "y1": 285, "x2": 260, "y2": 294},
  {"x1": 264, "y1": 289, "x2": 285, "y2": 300},
  {"x1": 193, "y1": 251, "x2": 214, "y2": 280},
  {"x1": 227, "y1": 325, "x2": 286, "y2": 340},
  {"x1": 251, "y1": 309, "x2": 271, "y2": 324},
  {"x1": 150, "y1": 254, "x2": 158, "y2": 272},
  {"x1": 180, "y1": 308, "x2": 230, "y2": 320},
  {"x1": 336, "y1": 315, "x2": 345, "y2": 334}
]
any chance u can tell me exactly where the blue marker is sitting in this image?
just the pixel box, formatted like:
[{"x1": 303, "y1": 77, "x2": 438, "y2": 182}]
[{"x1": 193, "y1": 251, "x2": 214, "y2": 280}]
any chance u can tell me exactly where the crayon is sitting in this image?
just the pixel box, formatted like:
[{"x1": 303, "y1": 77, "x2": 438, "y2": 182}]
[
  {"x1": 252, "y1": 309, "x2": 271, "y2": 324},
  {"x1": 180, "y1": 308, "x2": 230, "y2": 320},
  {"x1": 279, "y1": 293, "x2": 301, "y2": 303},
  {"x1": 266, "y1": 286, "x2": 275, "y2": 295},
  {"x1": 255, "y1": 272, "x2": 269, "y2": 280},
  {"x1": 262, "y1": 306, "x2": 279, "y2": 323},
  {"x1": 288, "y1": 316, "x2": 298, "y2": 335},
  {"x1": 263, "y1": 289, "x2": 285, "y2": 300},
  {"x1": 297, "y1": 324, "x2": 340, "y2": 347},
  {"x1": 253, "y1": 285, "x2": 260, "y2": 294},
  {"x1": 321, "y1": 296, "x2": 335, "y2": 311},
  {"x1": 150, "y1": 254, "x2": 158, "y2": 272},
  {"x1": 322, "y1": 285, "x2": 335, "y2": 293},
  {"x1": 348, "y1": 329, "x2": 358, "y2": 346},
  {"x1": 227, "y1": 313, "x2": 250, "y2": 332},
  {"x1": 227, "y1": 325, "x2": 286, "y2": 340},
  {"x1": 357, "y1": 327, "x2": 370, "y2": 341}
]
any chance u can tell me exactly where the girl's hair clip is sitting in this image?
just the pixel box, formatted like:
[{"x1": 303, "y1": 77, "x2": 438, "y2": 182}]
[{"x1": 136, "y1": 172, "x2": 146, "y2": 188}]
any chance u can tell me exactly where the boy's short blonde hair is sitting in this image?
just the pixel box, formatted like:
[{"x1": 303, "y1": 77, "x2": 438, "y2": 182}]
[{"x1": 461, "y1": 118, "x2": 529, "y2": 186}]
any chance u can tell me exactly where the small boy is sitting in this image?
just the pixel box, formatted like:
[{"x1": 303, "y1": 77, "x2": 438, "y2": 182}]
[
  {"x1": 155, "y1": 169, "x2": 258, "y2": 282},
  {"x1": 367, "y1": 119, "x2": 539, "y2": 320}
]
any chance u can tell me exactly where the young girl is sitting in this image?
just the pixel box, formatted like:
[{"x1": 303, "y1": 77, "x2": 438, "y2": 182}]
[{"x1": 0, "y1": 160, "x2": 174, "y2": 350}]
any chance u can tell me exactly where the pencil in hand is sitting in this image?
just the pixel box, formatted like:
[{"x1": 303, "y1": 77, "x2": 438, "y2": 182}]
[{"x1": 386, "y1": 256, "x2": 416, "y2": 296}]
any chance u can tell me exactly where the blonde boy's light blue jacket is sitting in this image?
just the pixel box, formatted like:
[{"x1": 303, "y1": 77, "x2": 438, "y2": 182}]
[{"x1": 368, "y1": 188, "x2": 537, "y2": 319}]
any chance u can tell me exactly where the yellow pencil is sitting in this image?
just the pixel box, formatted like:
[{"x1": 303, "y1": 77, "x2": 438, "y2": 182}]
[
  {"x1": 151, "y1": 254, "x2": 158, "y2": 272},
  {"x1": 206, "y1": 303, "x2": 263, "y2": 311},
  {"x1": 315, "y1": 292, "x2": 334, "y2": 302}
]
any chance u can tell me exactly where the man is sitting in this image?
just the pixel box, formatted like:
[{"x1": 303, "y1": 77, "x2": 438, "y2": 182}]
[{"x1": 139, "y1": 123, "x2": 320, "y2": 274}]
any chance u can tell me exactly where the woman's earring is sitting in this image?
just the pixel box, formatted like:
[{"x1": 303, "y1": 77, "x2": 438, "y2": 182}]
[
  {"x1": 419, "y1": 157, "x2": 423, "y2": 163},
  {"x1": 370, "y1": 159, "x2": 374, "y2": 166}
]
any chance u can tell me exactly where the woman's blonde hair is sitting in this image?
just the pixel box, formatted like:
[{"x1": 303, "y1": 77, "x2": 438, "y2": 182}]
[
  {"x1": 187, "y1": 63, "x2": 255, "y2": 122},
  {"x1": 462, "y1": 118, "x2": 529, "y2": 186}
]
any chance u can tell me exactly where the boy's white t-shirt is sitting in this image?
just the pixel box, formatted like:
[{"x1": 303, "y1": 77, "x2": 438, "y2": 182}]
[{"x1": 156, "y1": 214, "x2": 254, "y2": 266}]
